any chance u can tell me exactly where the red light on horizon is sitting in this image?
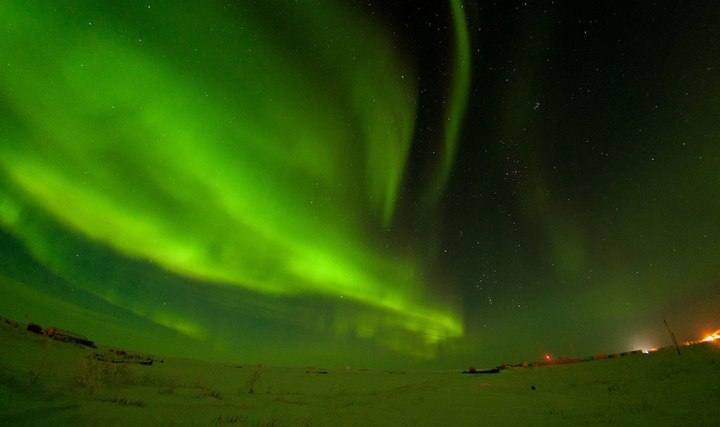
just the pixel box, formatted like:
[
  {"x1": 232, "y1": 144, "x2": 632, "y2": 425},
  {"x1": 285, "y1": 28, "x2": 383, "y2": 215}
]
[{"x1": 544, "y1": 354, "x2": 551, "y2": 361}]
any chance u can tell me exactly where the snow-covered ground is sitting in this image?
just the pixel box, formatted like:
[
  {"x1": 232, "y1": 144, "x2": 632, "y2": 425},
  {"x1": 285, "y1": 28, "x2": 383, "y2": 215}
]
[{"x1": 1, "y1": 317, "x2": 718, "y2": 426}]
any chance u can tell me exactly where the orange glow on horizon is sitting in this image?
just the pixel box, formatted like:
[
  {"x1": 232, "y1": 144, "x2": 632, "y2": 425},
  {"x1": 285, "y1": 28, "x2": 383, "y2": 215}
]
[{"x1": 700, "y1": 330, "x2": 720, "y2": 342}]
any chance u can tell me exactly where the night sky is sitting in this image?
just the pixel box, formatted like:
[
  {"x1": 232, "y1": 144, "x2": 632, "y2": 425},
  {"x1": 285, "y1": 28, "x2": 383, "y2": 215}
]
[{"x1": 1, "y1": 1, "x2": 719, "y2": 369}]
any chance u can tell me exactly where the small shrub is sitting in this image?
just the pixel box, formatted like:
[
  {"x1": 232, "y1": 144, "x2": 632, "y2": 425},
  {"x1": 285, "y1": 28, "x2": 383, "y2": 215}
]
[
  {"x1": 211, "y1": 415, "x2": 245, "y2": 426},
  {"x1": 31, "y1": 343, "x2": 52, "y2": 386},
  {"x1": 101, "y1": 397, "x2": 145, "y2": 407},
  {"x1": 73, "y1": 355, "x2": 137, "y2": 393},
  {"x1": 159, "y1": 374, "x2": 181, "y2": 395},
  {"x1": 74, "y1": 357, "x2": 103, "y2": 393},
  {"x1": 194, "y1": 388, "x2": 223, "y2": 400},
  {"x1": 246, "y1": 365, "x2": 264, "y2": 394}
]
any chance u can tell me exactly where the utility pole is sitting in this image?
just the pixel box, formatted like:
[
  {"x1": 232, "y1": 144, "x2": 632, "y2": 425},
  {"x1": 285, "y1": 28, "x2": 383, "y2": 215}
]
[{"x1": 664, "y1": 318, "x2": 681, "y2": 355}]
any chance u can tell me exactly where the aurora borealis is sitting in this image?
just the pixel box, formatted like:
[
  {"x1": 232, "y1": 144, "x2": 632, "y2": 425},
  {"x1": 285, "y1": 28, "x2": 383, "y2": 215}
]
[{"x1": 1, "y1": 1, "x2": 719, "y2": 368}]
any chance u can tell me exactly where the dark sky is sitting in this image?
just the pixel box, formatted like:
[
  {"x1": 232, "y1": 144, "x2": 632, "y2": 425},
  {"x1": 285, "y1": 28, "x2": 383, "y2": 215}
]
[
  {"x1": 438, "y1": 1, "x2": 720, "y2": 362},
  {"x1": 0, "y1": 1, "x2": 718, "y2": 368}
]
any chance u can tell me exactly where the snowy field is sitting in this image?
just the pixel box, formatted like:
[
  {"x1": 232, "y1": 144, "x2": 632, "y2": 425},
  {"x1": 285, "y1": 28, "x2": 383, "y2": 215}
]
[{"x1": 1, "y1": 317, "x2": 718, "y2": 426}]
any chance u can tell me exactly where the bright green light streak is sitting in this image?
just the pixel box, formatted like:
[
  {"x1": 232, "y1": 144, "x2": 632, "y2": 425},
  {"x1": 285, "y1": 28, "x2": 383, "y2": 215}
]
[
  {"x1": 0, "y1": 1, "x2": 462, "y2": 355},
  {"x1": 425, "y1": 0, "x2": 472, "y2": 208}
]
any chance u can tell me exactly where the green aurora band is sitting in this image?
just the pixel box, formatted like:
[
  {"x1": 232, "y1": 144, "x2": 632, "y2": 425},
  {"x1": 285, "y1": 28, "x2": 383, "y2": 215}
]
[{"x1": 0, "y1": 1, "x2": 470, "y2": 358}]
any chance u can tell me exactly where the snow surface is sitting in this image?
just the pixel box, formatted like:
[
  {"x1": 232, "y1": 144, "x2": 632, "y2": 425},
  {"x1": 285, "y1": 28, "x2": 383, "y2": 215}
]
[{"x1": 1, "y1": 318, "x2": 719, "y2": 426}]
